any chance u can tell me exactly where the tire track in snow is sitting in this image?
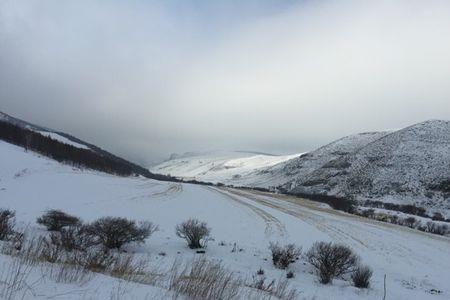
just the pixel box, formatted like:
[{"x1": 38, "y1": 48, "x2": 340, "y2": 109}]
[
  {"x1": 128, "y1": 183, "x2": 183, "y2": 202},
  {"x1": 223, "y1": 188, "x2": 450, "y2": 268},
  {"x1": 222, "y1": 188, "x2": 371, "y2": 249},
  {"x1": 206, "y1": 187, "x2": 286, "y2": 237}
]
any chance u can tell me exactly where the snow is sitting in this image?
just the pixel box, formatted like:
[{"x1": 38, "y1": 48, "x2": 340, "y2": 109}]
[
  {"x1": 154, "y1": 121, "x2": 450, "y2": 216},
  {"x1": 1, "y1": 140, "x2": 450, "y2": 299},
  {"x1": 38, "y1": 131, "x2": 91, "y2": 150},
  {"x1": 150, "y1": 151, "x2": 302, "y2": 188},
  {"x1": 285, "y1": 120, "x2": 450, "y2": 216}
]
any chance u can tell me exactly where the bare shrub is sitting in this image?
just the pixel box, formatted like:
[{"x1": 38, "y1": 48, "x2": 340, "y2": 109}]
[
  {"x1": 87, "y1": 217, "x2": 157, "y2": 249},
  {"x1": 1, "y1": 230, "x2": 25, "y2": 255},
  {"x1": 39, "y1": 235, "x2": 64, "y2": 263},
  {"x1": 286, "y1": 271, "x2": 294, "y2": 279},
  {"x1": 0, "y1": 209, "x2": 15, "y2": 240},
  {"x1": 37, "y1": 209, "x2": 81, "y2": 231},
  {"x1": 425, "y1": 222, "x2": 449, "y2": 235},
  {"x1": 248, "y1": 275, "x2": 298, "y2": 300},
  {"x1": 175, "y1": 218, "x2": 211, "y2": 249},
  {"x1": 57, "y1": 225, "x2": 97, "y2": 252},
  {"x1": 269, "y1": 242, "x2": 301, "y2": 269},
  {"x1": 432, "y1": 212, "x2": 445, "y2": 221},
  {"x1": 403, "y1": 217, "x2": 419, "y2": 229},
  {"x1": 169, "y1": 258, "x2": 241, "y2": 299},
  {"x1": 249, "y1": 275, "x2": 274, "y2": 293},
  {"x1": 351, "y1": 265, "x2": 373, "y2": 288},
  {"x1": 306, "y1": 241, "x2": 359, "y2": 284}
]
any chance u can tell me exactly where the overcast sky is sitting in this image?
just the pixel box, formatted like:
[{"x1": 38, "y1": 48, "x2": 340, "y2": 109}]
[{"x1": 1, "y1": 0, "x2": 450, "y2": 165}]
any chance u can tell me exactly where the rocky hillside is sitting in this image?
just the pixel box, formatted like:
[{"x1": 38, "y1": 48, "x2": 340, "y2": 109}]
[{"x1": 283, "y1": 120, "x2": 450, "y2": 214}]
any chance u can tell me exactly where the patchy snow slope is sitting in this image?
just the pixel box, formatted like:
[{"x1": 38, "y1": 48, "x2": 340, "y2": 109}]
[
  {"x1": 1, "y1": 140, "x2": 450, "y2": 299},
  {"x1": 150, "y1": 151, "x2": 302, "y2": 187},
  {"x1": 38, "y1": 131, "x2": 91, "y2": 150}
]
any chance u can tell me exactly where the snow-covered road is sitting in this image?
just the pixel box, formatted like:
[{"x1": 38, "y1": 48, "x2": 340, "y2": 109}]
[{"x1": 208, "y1": 186, "x2": 450, "y2": 299}]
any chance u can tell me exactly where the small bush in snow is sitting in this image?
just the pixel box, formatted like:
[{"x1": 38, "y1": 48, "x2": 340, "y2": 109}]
[
  {"x1": 425, "y1": 222, "x2": 449, "y2": 235},
  {"x1": 351, "y1": 265, "x2": 373, "y2": 288},
  {"x1": 403, "y1": 216, "x2": 419, "y2": 229},
  {"x1": 55, "y1": 225, "x2": 97, "y2": 252},
  {"x1": 87, "y1": 217, "x2": 158, "y2": 249},
  {"x1": 37, "y1": 210, "x2": 81, "y2": 231},
  {"x1": 286, "y1": 271, "x2": 295, "y2": 279},
  {"x1": 256, "y1": 268, "x2": 265, "y2": 275},
  {"x1": 269, "y1": 242, "x2": 301, "y2": 269},
  {"x1": 306, "y1": 241, "x2": 359, "y2": 284},
  {"x1": 0, "y1": 209, "x2": 15, "y2": 240},
  {"x1": 431, "y1": 212, "x2": 445, "y2": 221},
  {"x1": 175, "y1": 218, "x2": 211, "y2": 249}
]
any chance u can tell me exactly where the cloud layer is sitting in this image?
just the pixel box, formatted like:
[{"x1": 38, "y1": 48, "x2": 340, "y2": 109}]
[{"x1": 1, "y1": 0, "x2": 450, "y2": 164}]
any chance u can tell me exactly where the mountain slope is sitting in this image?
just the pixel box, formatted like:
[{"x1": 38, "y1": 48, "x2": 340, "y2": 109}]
[
  {"x1": 150, "y1": 150, "x2": 302, "y2": 187},
  {"x1": 0, "y1": 111, "x2": 171, "y2": 180},
  {"x1": 284, "y1": 120, "x2": 450, "y2": 214}
]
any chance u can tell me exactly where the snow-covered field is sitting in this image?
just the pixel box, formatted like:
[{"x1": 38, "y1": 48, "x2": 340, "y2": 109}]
[{"x1": 1, "y1": 140, "x2": 450, "y2": 299}]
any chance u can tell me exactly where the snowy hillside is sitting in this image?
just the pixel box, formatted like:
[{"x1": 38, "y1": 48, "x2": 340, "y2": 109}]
[
  {"x1": 1, "y1": 140, "x2": 450, "y2": 299},
  {"x1": 284, "y1": 120, "x2": 450, "y2": 215},
  {"x1": 150, "y1": 151, "x2": 302, "y2": 187},
  {"x1": 154, "y1": 120, "x2": 450, "y2": 216},
  {"x1": 0, "y1": 111, "x2": 92, "y2": 150}
]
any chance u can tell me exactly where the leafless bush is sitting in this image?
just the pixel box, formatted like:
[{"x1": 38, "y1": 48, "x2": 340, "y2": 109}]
[
  {"x1": 249, "y1": 275, "x2": 274, "y2": 293},
  {"x1": 403, "y1": 217, "x2": 419, "y2": 229},
  {"x1": 248, "y1": 275, "x2": 298, "y2": 300},
  {"x1": 425, "y1": 221, "x2": 449, "y2": 235},
  {"x1": 351, "y1": 265, "x2": 372, "y2": 288},
  {"x1": 39, "y1": 235, "x2": 64, "y2": 263},
  {"x1": 175, "y1": 218, "x2": 211, "y2": 249},
  {"x1": 286, "y1": 271, "x2": 294, "y2": 279},
  {"x1": 37, "y1": 209, "x2": 81, "y2": 231},
  {"x1": 0, "y1": 209, "x2": 15, "y2": 240},
  {"x1": 1, "y1": 230, "x2": 25, "y2": 255},
  {"x1": 306, "y1": 241, "x2": 359, "y2": 284},
  {"x1": 87, "y1": 217, "x2": 158, "y2": 249},
  {"x1": 56, "y1": 225, "x2": 97, "y2": 252},
  {"x1": 269, "y1": 242, "x2": 301, "y2": 269},
  {"x1": 169, "y1": 258, "x2": 241, "y2": 299},
  {"x1": 431, "y1": 212, "x2": 445, "y2": 221}
]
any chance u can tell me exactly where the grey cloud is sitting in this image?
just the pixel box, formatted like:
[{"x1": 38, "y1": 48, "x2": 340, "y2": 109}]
[{"x1": 1, "y1": 0, "x2": 450, "y2": 165}]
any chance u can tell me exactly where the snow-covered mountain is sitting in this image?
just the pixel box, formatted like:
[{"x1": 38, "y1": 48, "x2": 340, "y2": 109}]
[
  {"x1": 0, "y1": 111, "x2": 171, "y2": 180},
  {"x1": 150, "y1": 150, "x2": 303, "y2": 187},
  {"x1": 153, "y1": 120, "x2": 450, "y2": 215},
  {"x1": 283, "y1": 120, "x2": 450, "y2": 214}
]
